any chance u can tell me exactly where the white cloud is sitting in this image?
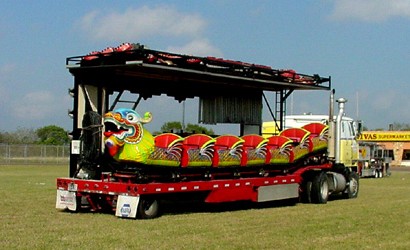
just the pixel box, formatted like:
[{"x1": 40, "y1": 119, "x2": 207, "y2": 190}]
[
  {"x1": 79, "y1": 5, "x2": 207, "y2": 41},
  {"x1": 12, "y1": 91, "x2": 58, "y2": 120},
  {"x1": 77, "y1": 5, "x2": 222, "y2": 58},
  {"x1": 329, "y1": 0, "x2": 410, "y2": 22},
  {"x1": 166, "y1": 39, "x2": 223, "y2": 57}
]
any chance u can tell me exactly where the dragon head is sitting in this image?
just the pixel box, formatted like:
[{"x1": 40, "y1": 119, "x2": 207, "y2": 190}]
[{"x1": 103, "y1": 108, "x2": 153, "y2": 158}]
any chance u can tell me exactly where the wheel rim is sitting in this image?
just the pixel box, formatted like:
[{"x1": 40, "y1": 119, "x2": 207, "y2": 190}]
[
  {"x1": 349, "y1": 178, "x2": 358, "y2": 195},
  {"x1": 320, "y1": 180, "x2": 329, "y2": 200},
  {"x1": 143, "y1": 200, "x2": 158, "y2": 216}
]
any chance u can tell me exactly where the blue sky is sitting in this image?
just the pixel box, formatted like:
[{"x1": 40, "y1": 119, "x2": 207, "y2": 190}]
[{"x1": 1, "y1": 0, "x2": 409, "y2": 134}]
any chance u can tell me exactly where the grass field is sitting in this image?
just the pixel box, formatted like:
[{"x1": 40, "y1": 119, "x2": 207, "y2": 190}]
[{"x1": 1, "y1": 165, "x2": 409, "y2": 249}]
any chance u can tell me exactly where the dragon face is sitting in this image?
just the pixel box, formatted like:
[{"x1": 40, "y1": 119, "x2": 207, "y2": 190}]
[{"x1": 103, "y1": 108, "x2": 152, "y2": 157}]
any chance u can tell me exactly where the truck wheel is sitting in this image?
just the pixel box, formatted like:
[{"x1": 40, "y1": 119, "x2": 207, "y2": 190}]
[
  {"x1": 137, "y1": 197, "x2": 160, "y2": 219},
  {"x1": 300, "y1": 180, "x2": 312, "y2": 203},
  {"x1": 344, "y1": 172, "x2": 359, "y2": 199},
  {"x1": 311, "y1": 172, "x2": 329, "y2": 204},
  {"x1": 375, "y1": 170, "x2": 380, "y2": 178}
]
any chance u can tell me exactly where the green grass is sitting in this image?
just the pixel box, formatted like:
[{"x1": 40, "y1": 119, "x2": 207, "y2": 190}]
[{"x1": 1, "y1": 165, "x2": 409, "y2": 249}]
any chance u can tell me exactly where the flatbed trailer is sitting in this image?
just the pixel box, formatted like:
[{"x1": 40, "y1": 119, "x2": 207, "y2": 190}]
[
  {"x1": 56, "y1": 43, "x2": 359, "y2": 219},
  {"x1": 57, "y1": 163, "x2": 346, "y2": 219}
]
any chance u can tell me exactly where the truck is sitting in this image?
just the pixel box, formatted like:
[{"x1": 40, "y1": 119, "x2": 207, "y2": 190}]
[
  {"x1": 357, "y1": 142, "x2": 391, "y2": 178},
  {"x1": 56, "y1": 43, "x2": 359, "y2": 219}
]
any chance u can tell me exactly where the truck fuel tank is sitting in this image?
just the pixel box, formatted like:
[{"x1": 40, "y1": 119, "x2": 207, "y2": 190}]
[{"x1": 327, "y1": 172, "x2": 347, "y2": 193}]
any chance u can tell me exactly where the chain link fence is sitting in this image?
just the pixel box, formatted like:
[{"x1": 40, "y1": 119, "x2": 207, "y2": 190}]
[{"x1": 0, "y1": 143, "x2": 70, "y2": 165}]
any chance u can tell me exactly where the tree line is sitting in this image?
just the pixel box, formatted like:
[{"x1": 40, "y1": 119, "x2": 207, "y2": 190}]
[
  {"x1": 0, "y1": 125, "x2": 70, "y2": 145},
  {"x1": 386, "y1": 122, "x2": 410, "y2": 131},
  {"x1": 2, "y1": 121, "x2": 408, "y2": 145},
  {"x1": 0, "y1": 122, "x2": 213, "y2": 145},
  {"x1": 156, "y1": 121, "x2": 214, "y2": 135}
]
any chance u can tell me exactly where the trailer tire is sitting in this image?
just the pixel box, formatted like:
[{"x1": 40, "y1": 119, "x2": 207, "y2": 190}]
[
  {"x1": 311, "y1": 172, "x2": 329, "y2": 204},
  {"x1": 138, "y1": 197, "x2": 160, "y2": 219},
  {"x1": 300, "y1": 180, "x2": 313, "y2": 203},
  {"x1": 344, "y1": 172, "x2": 359, "y2": 199},
  {"x1": 375, "y1": 170, "x2": 380, "y2": 178}
]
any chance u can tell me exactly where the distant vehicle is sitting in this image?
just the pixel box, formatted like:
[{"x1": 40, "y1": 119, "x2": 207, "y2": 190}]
[{"x1": 357, "y1": 142, "x2": 391, "y2": 178}]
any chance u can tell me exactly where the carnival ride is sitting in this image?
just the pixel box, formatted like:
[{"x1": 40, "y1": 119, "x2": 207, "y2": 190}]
[{"x1": 56, "y1": 43, "x2": 359, "y2": 219}]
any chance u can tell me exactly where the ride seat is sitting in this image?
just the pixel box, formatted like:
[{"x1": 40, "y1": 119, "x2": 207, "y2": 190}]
[
  {"x1": 279, "y1": 127, "x2": 313, "y2": 156},
  {"x1": 279, "y1": 127, "x2": 311, "y2": 145},
  {"x1": 212, "y1": 135, "x2": 244, "y2": 167},
  {"x1": 150, "y1": 133, "x2": 184, "y2": 166},
  {"x1": 181, "y1": 134, "x2": 215, "y2": 167},
  {"x1": 265, "y1": 135, "x2": 294, "y2": 163},
  {"x1": 240, "y1": 134, "x2": 268, "y2": 166},
  {"x1": 154, "y1": 133, "x2": 183, "y2": 148},
  {"x1": 302, "y1": 123, "x2": 328, "y2": 139},
  {"x1": 302, "y1": 123, "x2": 329, "y2": 153}
]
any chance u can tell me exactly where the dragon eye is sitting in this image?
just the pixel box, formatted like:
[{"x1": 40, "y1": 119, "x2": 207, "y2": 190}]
[{"x1": 126, "y1": 113, "x2": 138, "y2": 122}]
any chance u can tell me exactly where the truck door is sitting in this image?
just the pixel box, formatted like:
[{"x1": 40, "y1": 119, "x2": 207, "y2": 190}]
[{"x1": 340, "y1": 120, "x2": 359, "y2": 167}]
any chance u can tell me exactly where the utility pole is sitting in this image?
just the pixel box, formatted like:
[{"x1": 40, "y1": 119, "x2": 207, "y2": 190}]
[{"x1": 182, "y1": 101, "x2": 186, "y2": 130}]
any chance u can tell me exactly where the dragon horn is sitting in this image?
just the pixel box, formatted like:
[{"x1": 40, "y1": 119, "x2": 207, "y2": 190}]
[{"x1": 140, "y1": 112, "x2": 153, "y2": 124}]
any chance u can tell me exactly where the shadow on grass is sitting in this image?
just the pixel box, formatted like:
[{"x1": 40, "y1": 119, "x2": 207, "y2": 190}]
[
  {"x1": 159, "y1": 198, "x2": 298, "y2": 217},
  {"x1": 60, "y1": 193, "x2": 354, "y2": 219},
  {"x1": 60, "y1": 198, "x2": 300, "y2": 219}
]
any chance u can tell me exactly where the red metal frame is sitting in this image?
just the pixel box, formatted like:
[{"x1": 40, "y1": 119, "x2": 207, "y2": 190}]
[{"x1": 57, "y1": 163, "x2": 332, "y2": 205}]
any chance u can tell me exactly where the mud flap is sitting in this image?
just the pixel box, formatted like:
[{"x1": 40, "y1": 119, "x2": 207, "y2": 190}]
[
  {"x1": 115, "y1": 195, "x2": 140, "y2": 218},
  {"x1": 56, "y1": 190, "x2": 77, "y2": 211}
]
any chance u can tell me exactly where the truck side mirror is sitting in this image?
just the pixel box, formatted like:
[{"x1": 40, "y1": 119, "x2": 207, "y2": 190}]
[{"x1": 355, "y1": 120, "x2": 363, "y2": 137}]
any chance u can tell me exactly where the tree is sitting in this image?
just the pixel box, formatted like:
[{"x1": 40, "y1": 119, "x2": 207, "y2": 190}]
[
  {"x1": 0, "y1": 131, "x2": 5, "y2": 143},
  {"x1": 185, "y1": 123, "x2": 214, "y2": 135},
  {"x1": 159, "y1": 121, "x2": 214, "y2": 135},
  {"x1": 160, "y1": 121, "x2": 183, "y2": 133},
  {"x1": 0, "y1": 128, "x2": 38, "y2": 144},
  {"x1": 36, "y1": 125, "x2": 70, "y2": 145},
  {"x1": 390, "y1": 122, "x2": 410, "y2": 131}
]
